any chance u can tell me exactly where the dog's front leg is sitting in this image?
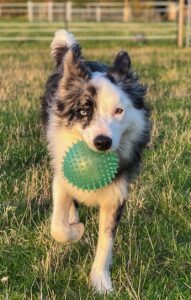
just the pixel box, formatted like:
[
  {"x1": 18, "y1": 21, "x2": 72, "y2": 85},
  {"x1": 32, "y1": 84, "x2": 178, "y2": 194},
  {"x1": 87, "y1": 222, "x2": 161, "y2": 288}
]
[
  {"x1": 50, "y1": 175, "x2": 84, "y2": 243},
  {"x1": 90, "y1": 201, "x2": 125, "y2": 293}
]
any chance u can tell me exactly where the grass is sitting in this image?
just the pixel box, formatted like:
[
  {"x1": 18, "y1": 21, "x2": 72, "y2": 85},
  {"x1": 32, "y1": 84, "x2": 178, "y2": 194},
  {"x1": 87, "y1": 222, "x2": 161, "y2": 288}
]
[{"x1": 0, "y1": 39, "x2": 191, "y2": 300}]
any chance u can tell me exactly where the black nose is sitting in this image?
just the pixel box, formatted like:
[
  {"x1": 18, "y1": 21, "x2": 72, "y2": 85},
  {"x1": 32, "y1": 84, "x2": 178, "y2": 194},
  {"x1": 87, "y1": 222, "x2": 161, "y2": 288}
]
[{"x1": 93, "y1": 135, "x2": 112, "y2": 151}]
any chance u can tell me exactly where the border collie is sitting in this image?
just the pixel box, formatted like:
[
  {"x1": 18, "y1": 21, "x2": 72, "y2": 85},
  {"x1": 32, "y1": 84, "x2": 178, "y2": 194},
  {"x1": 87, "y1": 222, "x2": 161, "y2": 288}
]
[{"x1": 41, "y1": 30, "x2": 150, "y2": 293}]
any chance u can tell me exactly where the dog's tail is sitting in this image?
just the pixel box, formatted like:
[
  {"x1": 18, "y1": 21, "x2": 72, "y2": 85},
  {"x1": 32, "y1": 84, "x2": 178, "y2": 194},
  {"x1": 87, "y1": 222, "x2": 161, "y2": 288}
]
[{"x1": 51, "y1": 30, "x2": 78, "y2": 66}]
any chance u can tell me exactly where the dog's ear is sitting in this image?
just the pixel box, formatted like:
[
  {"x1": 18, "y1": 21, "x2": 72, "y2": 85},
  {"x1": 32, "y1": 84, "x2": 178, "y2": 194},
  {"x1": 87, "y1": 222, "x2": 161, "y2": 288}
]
[
  {"x1": 107, "y1": 50, "x2": 147, "y2": 110},
  {"x1": 51, "y1": 30, "x2": 77, "y2": 66},
  {"x1": 107, "y1": 50, "x2": 131, "y2": 84},
  {"x1": 113, "y1": 50, "x2": 131, "y2": 75},
  {"x1": 58, "y1": 45, "x2": 91, "y2": 100},
  {"x1": 112, "y1": 50, "x2": 131, "y2": 75},
  {"x1": 63, "y1": 44, "x2": 90, "y2": 81},
  {"x1": 107, "y1": 50, "x2": 132, "y2": 85}
]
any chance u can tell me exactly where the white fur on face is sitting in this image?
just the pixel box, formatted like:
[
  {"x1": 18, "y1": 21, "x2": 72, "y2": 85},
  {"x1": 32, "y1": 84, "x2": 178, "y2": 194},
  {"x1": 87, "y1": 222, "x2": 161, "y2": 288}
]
[{"x1": 77, "y1": 72, "x2": 146, "y2": 154}]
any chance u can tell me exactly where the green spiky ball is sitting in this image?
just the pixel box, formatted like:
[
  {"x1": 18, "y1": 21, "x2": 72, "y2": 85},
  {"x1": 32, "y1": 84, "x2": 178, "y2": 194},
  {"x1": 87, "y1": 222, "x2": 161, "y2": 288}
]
[{"x1": 62, "y1": 141, "x2": 119, "y2": 191}]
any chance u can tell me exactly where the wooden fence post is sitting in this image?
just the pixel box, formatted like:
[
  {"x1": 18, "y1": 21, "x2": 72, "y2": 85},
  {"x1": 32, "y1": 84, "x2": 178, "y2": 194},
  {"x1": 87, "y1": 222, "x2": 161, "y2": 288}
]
[
  {"x1": 96, "y1": 6, "x2": 101, "y2": 22},
  {"x1": 27, "y1": 1, "x2": 33, "y2": 22},
  {"x1": 178, "y1": 0, "x2": 184, "y2": 47},
  {"x1": 48, "y1": 1, "x2": 53, "y2": 22},
  {"x1": 168, "y1": 2, "x2": 178, "y2": 21},
  {"x1": 186, "y1": 0, "x2": 191, "y2": 47},
  {"x1": 124, "y1": 0, "x2": 129, "y2": 22},
  {"x1": 66, "y1": 1, "x2": 72, "y2": 23}
]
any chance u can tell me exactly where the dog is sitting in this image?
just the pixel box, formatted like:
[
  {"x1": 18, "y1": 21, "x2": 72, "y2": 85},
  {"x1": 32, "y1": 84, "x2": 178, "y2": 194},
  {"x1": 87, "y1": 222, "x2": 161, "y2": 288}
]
[{"x1": 41, "y1": 30, "x2": 150, "y2": 293}]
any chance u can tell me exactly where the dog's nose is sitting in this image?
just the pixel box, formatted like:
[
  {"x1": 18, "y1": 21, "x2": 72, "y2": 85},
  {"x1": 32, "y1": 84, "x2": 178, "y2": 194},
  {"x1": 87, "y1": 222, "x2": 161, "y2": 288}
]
[{"x1": 93, "y1": 135, "x2": 112, "y2": 151}]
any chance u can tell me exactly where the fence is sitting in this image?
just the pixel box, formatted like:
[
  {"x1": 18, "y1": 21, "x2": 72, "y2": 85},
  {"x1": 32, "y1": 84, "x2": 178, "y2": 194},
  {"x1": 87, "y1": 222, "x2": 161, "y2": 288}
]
[
  {"x1": 187, "y1": 0, "x2": 191, "y2": 46},
  {"x1": 0, "y1": 1, "x2": 179, "y2": 23},
  {"x1": 0, "y1": 1, "x2": 189, "y2": 47}
]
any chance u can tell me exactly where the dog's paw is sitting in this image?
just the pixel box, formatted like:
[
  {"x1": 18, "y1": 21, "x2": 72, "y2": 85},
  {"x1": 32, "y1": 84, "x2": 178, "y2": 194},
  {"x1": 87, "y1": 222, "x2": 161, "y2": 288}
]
[
  {"x1": 90, "y1": 267, "x2": 113, "y2": 294},
  {"x1": 50, "y1": 222, "x2": 84, "y2": 243},
  {"x1": 70, "y1": 222, "x2": 84, "y2": 242}
]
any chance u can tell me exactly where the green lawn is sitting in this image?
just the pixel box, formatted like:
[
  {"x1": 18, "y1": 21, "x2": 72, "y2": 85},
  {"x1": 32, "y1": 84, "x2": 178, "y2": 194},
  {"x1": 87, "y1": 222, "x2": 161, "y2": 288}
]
[
  {"x1": 0, "y1": 41, "x2": 191, "y2": 299},
  {"x1": 0, "y1": 21, "x2": 177, "y2": 46}
]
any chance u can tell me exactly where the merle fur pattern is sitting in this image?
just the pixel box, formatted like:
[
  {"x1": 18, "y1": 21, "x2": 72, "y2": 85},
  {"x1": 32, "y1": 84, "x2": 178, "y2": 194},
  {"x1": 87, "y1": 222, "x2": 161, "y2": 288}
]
[
  {"x1": 111, "y1": 199, "x2": 126, "y2": 237},
  {"x1": 41, "y1": 44, "x2": 150, "y2": 183}
]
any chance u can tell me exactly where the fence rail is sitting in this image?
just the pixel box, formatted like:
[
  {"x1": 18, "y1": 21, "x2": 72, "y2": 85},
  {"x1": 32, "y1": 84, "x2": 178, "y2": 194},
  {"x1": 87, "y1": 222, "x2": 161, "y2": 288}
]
[
  {"x1": 0, "y1": 21, "x2": 177, "y2": 43},
  {"x1": 0, "y1": 1, "x2": 179, "y2": 22},
  {"x1": 0, "y1": 1, "x2": 189, "y2": 46}
]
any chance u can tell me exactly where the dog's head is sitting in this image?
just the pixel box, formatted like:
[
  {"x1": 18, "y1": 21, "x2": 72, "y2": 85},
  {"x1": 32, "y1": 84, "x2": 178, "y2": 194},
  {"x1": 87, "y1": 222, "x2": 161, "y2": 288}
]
[{"x1": 52, "y1": 44, "x2": 149, "y2": 157}]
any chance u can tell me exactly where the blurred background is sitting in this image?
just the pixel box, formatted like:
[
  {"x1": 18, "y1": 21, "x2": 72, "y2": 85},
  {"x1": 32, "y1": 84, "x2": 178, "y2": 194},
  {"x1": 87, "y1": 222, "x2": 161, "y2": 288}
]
[{"x1": 0, "y1": 0, "x2": 190, "y2": 47}]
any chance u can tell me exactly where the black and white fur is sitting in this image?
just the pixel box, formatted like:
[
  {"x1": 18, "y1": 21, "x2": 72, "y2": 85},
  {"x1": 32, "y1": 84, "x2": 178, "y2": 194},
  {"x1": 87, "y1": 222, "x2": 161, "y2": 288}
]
[{"x1": 41, "y1": 30, "x2": 150, "y2": 293}]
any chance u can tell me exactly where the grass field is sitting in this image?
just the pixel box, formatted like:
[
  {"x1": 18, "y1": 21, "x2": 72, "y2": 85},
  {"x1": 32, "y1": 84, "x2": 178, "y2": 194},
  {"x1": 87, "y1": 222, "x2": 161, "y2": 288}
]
[
  {"x1": 0, "y1": 22, "x2": 177, "y2": 41},
  {"x1": 0, "y1": 40, "x2": 191, "y2": 299}
]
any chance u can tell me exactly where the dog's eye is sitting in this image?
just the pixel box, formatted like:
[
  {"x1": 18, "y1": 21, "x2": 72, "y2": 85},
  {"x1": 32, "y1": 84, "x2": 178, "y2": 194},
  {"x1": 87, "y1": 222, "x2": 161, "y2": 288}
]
[
  {"x1": 114, "y1": 108, "x2": 124, "y2": 115},
  {"x1": 79, "y1": 110, "x2": 87, "y2": 116}
]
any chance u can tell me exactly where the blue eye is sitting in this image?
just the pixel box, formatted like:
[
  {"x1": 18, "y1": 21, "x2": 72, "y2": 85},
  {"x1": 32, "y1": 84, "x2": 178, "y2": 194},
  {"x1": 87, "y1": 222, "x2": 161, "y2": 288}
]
[
  {"x1": 80, "y1": 110, "x2": 87, "y2": 116},
  {"x1": 115, "y1": 108, "x2": 124, "y2": 115}
]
